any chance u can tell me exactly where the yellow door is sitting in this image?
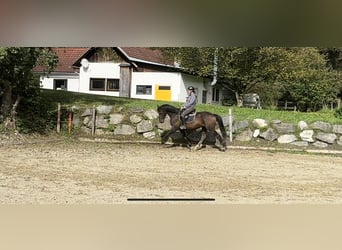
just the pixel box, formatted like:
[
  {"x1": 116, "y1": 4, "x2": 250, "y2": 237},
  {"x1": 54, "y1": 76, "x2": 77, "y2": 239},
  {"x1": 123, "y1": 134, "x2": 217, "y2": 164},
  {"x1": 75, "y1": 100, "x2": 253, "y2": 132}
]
[{"x1": 155, "y1": 85, "x2": 171, "y2": 101}]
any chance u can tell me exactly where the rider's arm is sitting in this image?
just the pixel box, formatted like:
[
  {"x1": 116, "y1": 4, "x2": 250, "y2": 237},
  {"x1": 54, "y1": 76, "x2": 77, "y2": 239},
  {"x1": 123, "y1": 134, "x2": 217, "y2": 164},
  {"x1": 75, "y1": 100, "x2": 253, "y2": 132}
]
[{"x1": 184, "y1": 94, "x2": 196, "y2": 108}]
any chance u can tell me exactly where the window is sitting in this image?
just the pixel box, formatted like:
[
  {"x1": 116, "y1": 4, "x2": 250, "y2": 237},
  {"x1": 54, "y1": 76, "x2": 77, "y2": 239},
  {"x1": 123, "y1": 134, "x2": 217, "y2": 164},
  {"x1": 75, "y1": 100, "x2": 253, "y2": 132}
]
[
  {"x1": 136, "y1": 85, "x2": 152, "y2": 95},
  {"x1": 107, "y1": 79, "x2": 120, "y2": 91},
  {"x1": 212, "y1": 88, "x2": 220, "y2": 102},
  {"x1": 202, "y1": 90, "x2": 207, "y2": 104},
  {"x1": 54, "y1": 79, "x2": 67, "y2": 90},
  {"x1": 90, "y1": 78, "x2": 119, "y2": 91},
  {"x1": 90, "y1": 78, "x2": 105, "y2": 90},
  {"x1": 158, "y1": 86, "x2": 170, "y2": 90}
]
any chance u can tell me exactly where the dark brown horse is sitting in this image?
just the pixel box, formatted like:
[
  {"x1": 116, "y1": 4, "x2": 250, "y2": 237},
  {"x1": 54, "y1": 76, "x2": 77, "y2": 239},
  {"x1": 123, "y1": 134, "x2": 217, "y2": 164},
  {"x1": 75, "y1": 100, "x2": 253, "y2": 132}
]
[{"x1": 157, "y1": 104, "x2": 227, "y2": 151}]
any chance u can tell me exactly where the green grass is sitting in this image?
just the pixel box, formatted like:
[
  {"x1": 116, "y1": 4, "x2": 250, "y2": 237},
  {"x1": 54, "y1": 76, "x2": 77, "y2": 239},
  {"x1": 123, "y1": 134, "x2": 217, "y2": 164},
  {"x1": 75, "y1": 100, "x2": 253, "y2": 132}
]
[
  {"x1": 40, "y1": 89, "x2": 178, "y2": 111},
  {"x1": 41, "y1": 89, "x2": 342, "y2": 125}
]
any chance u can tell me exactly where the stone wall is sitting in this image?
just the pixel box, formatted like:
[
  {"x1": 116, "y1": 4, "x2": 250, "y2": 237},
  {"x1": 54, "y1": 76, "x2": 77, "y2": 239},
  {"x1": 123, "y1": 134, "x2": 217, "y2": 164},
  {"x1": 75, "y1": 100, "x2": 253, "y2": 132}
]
[
  {"x1": 70, "y1": 105, "x2": 342, "y2": 148},
  {"x1": 232, "y1": 118, "x2": 342, "y2": 148},
  {"x1": 72, "y1": 105, "x2": 161, "y2": 139}
]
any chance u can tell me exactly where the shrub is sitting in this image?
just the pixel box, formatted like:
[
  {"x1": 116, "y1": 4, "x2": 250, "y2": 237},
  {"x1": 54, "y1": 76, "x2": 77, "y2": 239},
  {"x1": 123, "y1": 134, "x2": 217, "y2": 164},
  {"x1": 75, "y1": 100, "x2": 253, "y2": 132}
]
[{"x1": 334, "y1": 107, "x2": 342, "y2": 119}]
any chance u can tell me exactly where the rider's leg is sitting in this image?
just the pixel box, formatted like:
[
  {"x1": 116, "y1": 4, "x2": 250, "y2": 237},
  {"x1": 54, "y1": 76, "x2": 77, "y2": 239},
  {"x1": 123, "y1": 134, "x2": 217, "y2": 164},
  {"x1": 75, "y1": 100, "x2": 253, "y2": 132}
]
[
  {"x1": 180, "y1": 114, "x2": 186, "y2": 129},
  {"x1": 179, "y1": 108, "x2": 193, "y2": 130}
]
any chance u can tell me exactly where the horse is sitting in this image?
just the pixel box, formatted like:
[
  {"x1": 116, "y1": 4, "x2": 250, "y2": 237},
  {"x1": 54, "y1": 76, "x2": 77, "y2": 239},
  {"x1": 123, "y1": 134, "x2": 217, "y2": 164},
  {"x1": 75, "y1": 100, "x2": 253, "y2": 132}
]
[{"x1": 157, "y1": 104, "x2": 227, "y2": 151}]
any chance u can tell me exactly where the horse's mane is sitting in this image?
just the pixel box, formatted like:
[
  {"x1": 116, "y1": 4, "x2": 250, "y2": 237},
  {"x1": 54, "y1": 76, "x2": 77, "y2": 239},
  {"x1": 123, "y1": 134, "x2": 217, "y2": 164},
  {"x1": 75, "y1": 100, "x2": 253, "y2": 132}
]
[{"x1": 158, "y1": 104, "x2": 179, "y2": 114}]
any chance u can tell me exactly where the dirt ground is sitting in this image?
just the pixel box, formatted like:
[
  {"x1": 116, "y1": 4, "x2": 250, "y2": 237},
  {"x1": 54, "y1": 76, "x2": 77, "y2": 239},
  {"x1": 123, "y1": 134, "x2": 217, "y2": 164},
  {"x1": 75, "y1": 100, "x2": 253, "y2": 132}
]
[{"x1": 1, "y1": 137, "x2": 342, "y2": 204}]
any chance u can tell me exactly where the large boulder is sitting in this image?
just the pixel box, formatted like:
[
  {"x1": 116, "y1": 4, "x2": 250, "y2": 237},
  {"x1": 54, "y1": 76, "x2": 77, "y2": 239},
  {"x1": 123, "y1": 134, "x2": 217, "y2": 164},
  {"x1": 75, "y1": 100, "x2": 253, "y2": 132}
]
[
  {"x1": 96, "y1": 105, "x2": 113, "y2": 115},
  {"x1": 313, "y1": 141, "x2": 328, "y2": 148},
  {"x1": 316, "y1": 132, "x2": 337, "y2": 144},
  {"x1": 144, "y1": 109, "x2": 159, "y2": 120},
  {"x1": 277, "y1": 134, "x2": 297, "y2": 144},
  {"x1": 259, "y1": 128, "x2": 278, "y2": 141},
  {"x1": 298, "y1": 121, "x2": 308, "y2": 130},
  {"x1": 95, "y1": 116, "x2": 109, "y2": 129},
  {"x1": 81, "y1": 108, "x2": 93, "y2": 117},
  {"x1": 114, "y1": 124, "x2": 135, "y2": 135},
  {"x1": 311, "y1": 121, "x2": 332, "y2": 132},
  {"x1": 143, "y1": 131, "x2": 156, "y2": 139},
  {"x1": 235, "y1": 128, "x2": 253, "y2": 141},
  {"x1": 273, "y1": 123, "x2": 296, "y2": 134},
  {"x1": 109, "y1": 114, "x2": 124, "y2": 125},
  {"x1": 332, "y1": 125, "x2": 342, "y2": 134},
  {"x1": 291, "y1": 141, "x2": 309, "y2": 147},
  {"x1": 300, "y1": 130, "x2": 314, "y2": 142},
  {"x1": 129, "y1": 107, "x2": 144, "y2": 113},
  {"x1": 252, "y1": 118, "x2": 268, "y2": 128},
  {"x1": 253, "y1": 129, "x2": 260, "y2": 138},
  {"x1": 137, "y1": 120, "x2": 153, "y2": 133},
  {"x1": 234, "y1": 120, "x2": 249, "y2": 131},
  {"x1": 337, "y1": 136, "x2": 342, "y2": 146},
  {"x1": 130, "y1": 114, "x2": 142, "y2": 124}
]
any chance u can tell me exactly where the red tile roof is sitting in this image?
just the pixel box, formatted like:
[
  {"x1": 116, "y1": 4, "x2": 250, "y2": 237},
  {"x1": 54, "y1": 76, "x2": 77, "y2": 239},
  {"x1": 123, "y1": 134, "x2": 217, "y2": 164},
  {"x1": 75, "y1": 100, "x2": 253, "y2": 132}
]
[
  {"x1": 120, "y1": 47, "x2": 174, "y2": 66},
  {"x1": 34, "y1": 47, "x2": 175, "y2": 73},
  {"x1": 34, "y1": 47, "x2": 89, "y2": 73}
]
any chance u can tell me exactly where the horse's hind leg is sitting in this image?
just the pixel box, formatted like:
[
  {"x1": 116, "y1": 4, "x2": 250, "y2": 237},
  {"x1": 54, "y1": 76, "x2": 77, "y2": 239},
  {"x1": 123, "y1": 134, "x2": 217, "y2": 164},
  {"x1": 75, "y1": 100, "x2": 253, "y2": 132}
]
[
  {"x1": 214, "y1": 131, "x2": 226, "y2": 151},
  {"x1": 193, "y1": 129, "x2": 207, "y2": 151}
]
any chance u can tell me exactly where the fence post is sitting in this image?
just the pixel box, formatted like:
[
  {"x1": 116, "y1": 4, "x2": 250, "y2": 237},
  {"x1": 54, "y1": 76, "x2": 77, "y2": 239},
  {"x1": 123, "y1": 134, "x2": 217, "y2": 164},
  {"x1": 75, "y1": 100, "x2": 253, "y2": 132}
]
[
  {"x1": 68, "y1": 112, "x2": 73, "y2": 134},
  {"x1": 57, "y1": 103, "x2": 61, "y2": 133},
  {"x1": 228, "y1": 109, "x2": 233, "y2": 142},
  {"x1": 91, "y1": 105, "x2": 96, "y2": 136}
]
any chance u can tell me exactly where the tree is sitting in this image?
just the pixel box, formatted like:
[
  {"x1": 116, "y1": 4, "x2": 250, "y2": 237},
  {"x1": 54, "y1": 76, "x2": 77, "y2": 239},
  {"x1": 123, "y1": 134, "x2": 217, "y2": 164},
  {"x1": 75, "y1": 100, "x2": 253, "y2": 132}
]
[
  {"x1": 0, "y1": 47, "x2": 58, "y2": 130},
  {"x1": 319, "y1": 47, "x2": 342, "y2": 70},
  {"x1": 161, "y1": 47, "x2": 280, "y2": 105},
  {"x1": 283, "y1": 48, "x2": 342, "y2": 111},
  {"x1": 160, "y1": 47, "x2": 342, "y2": 111}
]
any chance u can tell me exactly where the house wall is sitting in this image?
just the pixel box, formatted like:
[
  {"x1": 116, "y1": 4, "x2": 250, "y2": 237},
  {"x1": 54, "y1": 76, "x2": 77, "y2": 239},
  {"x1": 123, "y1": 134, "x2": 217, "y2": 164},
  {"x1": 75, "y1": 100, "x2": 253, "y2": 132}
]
[
  {"x1": 180, "y1": 74, "x2": 208, "y2": 104},
  {"x1": 131, "y1": 72, "x2": 207, "y2": 104},
  {"x1": 40, "y1": 61, "x2": 216, "y2": 105},
  {"x1": 40, "y1": 73, "x2": 79, "y2": 91},
  {"x1": 131, "y1": 72, "x2": 182, "y2": 101},
  {"x1": 203, "y1": 79, "x2": 225, "y2": 105},
  {"x1": 78, "y1": 62, "x2": 121, "y2": 96}
]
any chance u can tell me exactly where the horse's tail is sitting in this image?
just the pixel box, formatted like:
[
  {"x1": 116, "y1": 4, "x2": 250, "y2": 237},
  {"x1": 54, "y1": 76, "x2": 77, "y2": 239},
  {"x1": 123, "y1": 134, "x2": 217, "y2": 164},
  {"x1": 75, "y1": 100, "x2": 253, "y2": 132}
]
[{"x1": 214, "y1": 114, "x2": 227, "y2": 145}]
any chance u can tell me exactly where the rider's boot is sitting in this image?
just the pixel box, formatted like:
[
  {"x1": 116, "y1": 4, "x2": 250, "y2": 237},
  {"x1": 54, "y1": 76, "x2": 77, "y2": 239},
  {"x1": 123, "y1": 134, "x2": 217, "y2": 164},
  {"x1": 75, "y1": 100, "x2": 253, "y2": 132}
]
[{"x1": 180, "y1": 116, "x2": 186, "y2": 130}]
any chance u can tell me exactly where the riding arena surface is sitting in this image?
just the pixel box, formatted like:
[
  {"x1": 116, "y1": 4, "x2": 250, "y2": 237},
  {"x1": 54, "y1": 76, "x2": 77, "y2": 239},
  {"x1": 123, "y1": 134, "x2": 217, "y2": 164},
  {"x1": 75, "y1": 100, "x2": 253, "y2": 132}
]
[{"x1": 1, "y1": 137, "x2": 342, "y2": 204}]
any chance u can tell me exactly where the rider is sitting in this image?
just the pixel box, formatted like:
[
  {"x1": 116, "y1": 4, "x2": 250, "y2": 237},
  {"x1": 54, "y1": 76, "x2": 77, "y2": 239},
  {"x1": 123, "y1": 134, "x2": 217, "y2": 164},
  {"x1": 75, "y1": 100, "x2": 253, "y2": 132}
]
[{"x1": 180, "y1": 86, "x2": 197, "y2": 129}]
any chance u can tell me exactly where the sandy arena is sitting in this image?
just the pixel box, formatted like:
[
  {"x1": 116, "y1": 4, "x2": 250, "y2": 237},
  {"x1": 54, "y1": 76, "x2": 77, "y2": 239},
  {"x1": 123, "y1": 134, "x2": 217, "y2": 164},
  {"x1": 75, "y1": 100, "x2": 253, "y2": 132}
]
[{"x1": 1, "y1": 138, "x2": 342, "y2": 204}]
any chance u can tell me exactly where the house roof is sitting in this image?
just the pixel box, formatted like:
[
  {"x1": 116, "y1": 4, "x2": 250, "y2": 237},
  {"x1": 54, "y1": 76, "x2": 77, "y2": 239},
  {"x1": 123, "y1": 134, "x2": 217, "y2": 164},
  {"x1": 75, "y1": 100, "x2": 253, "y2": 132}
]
[
  {"x1": 119, "y1": 47, "x2": 175, "y2": 67},
  {"x1": 35, "y1": 47, "x2": 178, "y2": 73},
  {"x1": 34, "y1": 47, "x2": 90, "y2": 73}
]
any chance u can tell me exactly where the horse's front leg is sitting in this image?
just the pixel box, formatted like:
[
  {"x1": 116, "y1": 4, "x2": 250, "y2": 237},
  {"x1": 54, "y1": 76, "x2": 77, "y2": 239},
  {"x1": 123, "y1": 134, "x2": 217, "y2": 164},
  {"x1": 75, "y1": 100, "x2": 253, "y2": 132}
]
[
  {"x1": 180, "y1": 129, "x2": 192, "y2": 149},
  {"x1": 161, "y1": 129, "x2": 176, "y2": 144}
]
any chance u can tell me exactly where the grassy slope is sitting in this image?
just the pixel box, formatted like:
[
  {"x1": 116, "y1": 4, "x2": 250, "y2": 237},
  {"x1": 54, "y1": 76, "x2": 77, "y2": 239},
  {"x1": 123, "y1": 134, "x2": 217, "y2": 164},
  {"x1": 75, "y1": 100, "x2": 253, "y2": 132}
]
[{"x1": 41, "y1": 89, "x2": 342, "y2": 125}]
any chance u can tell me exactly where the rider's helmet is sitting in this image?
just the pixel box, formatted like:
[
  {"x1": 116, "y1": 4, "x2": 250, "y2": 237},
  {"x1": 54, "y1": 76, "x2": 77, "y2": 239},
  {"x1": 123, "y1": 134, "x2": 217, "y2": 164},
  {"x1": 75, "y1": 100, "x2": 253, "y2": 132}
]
[{"x1": 188, "y1": 86, "x2": 195, "y2": 91}]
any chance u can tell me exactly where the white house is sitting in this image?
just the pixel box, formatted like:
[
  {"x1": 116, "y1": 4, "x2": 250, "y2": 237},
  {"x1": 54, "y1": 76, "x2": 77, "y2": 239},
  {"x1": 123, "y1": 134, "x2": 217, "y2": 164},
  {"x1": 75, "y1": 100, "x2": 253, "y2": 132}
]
[
  {"x1": 35, "y1": 48, "x2": 89, "y2": 91},
  {"x1": 36, "y1": 47, "x2": 223, "y2": 105}
]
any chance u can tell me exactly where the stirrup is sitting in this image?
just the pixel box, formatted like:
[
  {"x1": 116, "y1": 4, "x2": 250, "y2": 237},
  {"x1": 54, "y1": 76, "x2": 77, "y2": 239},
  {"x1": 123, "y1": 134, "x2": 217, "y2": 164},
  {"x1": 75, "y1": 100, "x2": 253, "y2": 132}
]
[{"x1": 180, "y1": 125, "x2": 186, "y2": 130}]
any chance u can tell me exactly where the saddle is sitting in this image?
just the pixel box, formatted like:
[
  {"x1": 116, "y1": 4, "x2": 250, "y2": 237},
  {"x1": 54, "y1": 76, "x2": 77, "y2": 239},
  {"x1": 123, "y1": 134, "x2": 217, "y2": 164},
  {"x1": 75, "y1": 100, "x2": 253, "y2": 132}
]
[{"x1": 184, "y1": 109, "x2": 196, "y2": 123}]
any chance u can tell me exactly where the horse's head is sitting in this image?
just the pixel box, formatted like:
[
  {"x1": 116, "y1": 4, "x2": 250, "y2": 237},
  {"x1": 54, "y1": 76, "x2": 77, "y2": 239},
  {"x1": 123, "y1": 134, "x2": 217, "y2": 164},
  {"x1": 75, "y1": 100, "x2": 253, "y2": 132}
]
[{"x1": 157, "y1": 105, "x2": 167, "y2": 123}]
